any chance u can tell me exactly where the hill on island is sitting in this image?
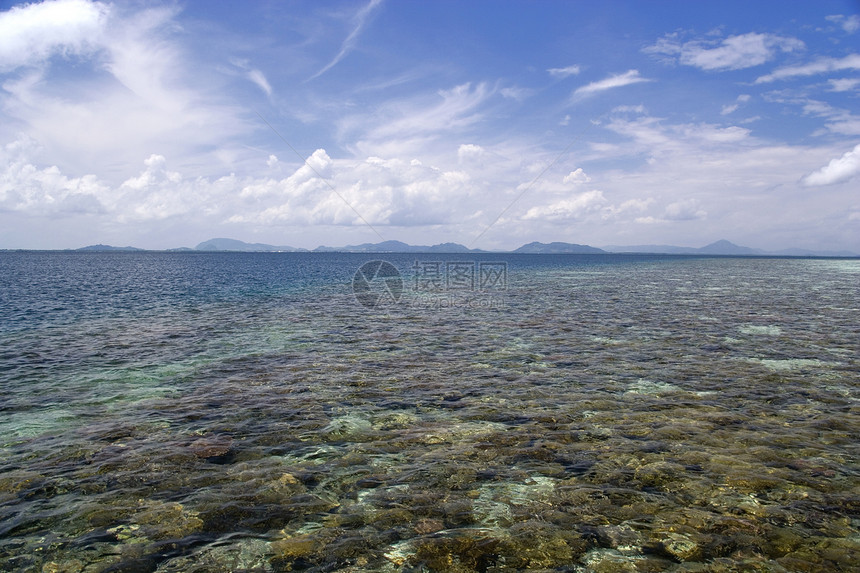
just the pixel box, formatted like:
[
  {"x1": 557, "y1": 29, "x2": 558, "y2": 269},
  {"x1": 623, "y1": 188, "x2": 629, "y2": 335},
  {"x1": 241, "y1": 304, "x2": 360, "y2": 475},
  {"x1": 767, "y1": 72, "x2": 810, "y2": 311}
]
[
  {"x1": 194, "y1": 238, "x2": 306, "y2": 252},
  {"x1": 314, "y1": 240, "x2": 481, "y2": 253},
  {"x1": 76, "y1": 244, "x2": 144, "y2": 251},
  {"x1": 72, "y1": 238, "x2": 857, "y2": 257},
  {"x1": 513, "y1": 242, "x2": 606, "y2": 254}
]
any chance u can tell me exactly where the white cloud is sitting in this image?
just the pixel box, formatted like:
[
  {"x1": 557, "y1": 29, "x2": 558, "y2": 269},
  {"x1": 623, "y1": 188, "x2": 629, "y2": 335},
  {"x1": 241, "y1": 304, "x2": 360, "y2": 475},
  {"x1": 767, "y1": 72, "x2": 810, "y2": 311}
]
[
  {"x1": 802, "y1": 144, "x2": 860, "y2": 186},
  {"x1": 826, "y1": 14, "x2": 860, "y2": 34},
  {"x1": 612, "y1": 105, "x2": 647, "y2": 115},
  {"x1": 682, "y1": 124, "x2": 750, "y2": 143},
  {"x1": 231, "y1": 151, "x2": 484, "y2": 228},
  {"x1": 500, "y1": 86, "x2": 533, "y2": 101},
  {"x1": 721, "y1": 94, "x2": 750, "y2": 115},
  {"x1": 346, "y1": 82, "x2": 493, "y2": 156},
  {"x1": 0, "y1": 1, "x2": 251, "y2": 180},
  {"x1": 563, "y1": 168, "x2": 590, "y2": 185},
  {"x1": 664, "y1": 199, "x2": 707, "y2": 221},
  {"x1": 828, "y1": 78, "x2": 860, "y2": 92},
  {"x1": 230, "y1": 59, "x2": 273, "y2": 96},
  {"x1": 522, "y1": 190, "x2": 607, "y2": 221},
  {"x1": 646, "y1": 32, "x2": 804, "y2": 71},
  {"x1": 548, "y1": 65, "x2": 580, "y2": 78},
  {"x1": 755, "y1": 53, "x2": 860, "y2": 83},
  {"x1": 0, "y1": 137, "x2": 107, "y2": 215},
  {"x1": 458, "y1": 143, "x2": 485, "y2": 163},
  {"x1": 0, "y1": 0, "x2": 108, "y2": 71},
  {"x1": 617, "y1": 198, "x2": 654, "y2": 212},
  {"x1": 310, "y1": 0, "x2": 383, "y2": 80},
  {"x1": 796, "y1": 98, "x2": 860, "y2": 136},
  {"x1": 573, "y1": 70, "x2": 651, "y2": 99}
]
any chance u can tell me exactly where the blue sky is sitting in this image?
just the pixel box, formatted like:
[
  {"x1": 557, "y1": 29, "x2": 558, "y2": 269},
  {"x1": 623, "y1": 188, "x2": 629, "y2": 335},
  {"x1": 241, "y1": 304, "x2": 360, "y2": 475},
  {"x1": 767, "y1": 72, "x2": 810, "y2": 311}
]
[{"x1": 1, "y1": 0, "x2": 858, "y2": 251}]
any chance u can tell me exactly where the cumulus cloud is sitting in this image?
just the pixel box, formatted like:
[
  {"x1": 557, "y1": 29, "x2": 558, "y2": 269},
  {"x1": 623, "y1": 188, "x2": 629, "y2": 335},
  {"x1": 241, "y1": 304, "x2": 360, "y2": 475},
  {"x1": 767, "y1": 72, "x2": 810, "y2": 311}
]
[
  {"x1": 802, "y1": 144, "x2": 860, "y2": 186},
  {"x1": 573, "y1": 70, "x2": 651, "y2": 99},
  {"x1": 563, "y1": 168, "x2": 590, "y2": 185},
  {"x1": 548, "y1": 65, "x2": 580, "y2": 78},
  {"x1": 755, "y1": 53, "x2": 860, "y2": 83},
  {"x1": 646, "y1": 32, "x2": 804, "y2": 71},
  {"x1": 664, "y1": 199, "x2": 707, "y2": 221},
  {"x1": 458, "y1": 143, "x2": 485, "y2": 163},
  {"x1": 0, "y1": 0, "x2": 108, "y2": 71},
  {"x1": 0, "y1": 137, "x2": 107, "y2": 214},
  {"x1": 231, "y1": 151, "x2": 482, "y2": 227},
  {"x1": 631, "y1": 200, "x2": 706, "y2": 224},
  {"x1": 522, "y1": 190, "x2": 607, "y2": 221}
]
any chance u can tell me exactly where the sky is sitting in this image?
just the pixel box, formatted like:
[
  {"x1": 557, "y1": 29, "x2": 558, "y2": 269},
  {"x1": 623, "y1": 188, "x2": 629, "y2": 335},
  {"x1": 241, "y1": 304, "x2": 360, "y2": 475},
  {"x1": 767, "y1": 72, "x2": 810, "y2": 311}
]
[{"x1": 1, "y1": 0, "x2": 859, "y2": 251}]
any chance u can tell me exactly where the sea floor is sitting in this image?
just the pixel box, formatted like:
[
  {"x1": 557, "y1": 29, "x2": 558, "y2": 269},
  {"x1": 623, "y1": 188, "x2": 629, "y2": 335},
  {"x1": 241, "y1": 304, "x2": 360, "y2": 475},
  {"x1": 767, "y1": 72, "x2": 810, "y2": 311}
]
[{"x1": 1, "y1": 255, "x2": 858, "y2": 571}]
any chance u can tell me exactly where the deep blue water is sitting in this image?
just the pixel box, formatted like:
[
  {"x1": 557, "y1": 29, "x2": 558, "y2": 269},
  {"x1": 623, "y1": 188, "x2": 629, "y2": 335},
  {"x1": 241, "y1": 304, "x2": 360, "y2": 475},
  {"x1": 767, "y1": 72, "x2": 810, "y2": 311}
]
[{"x1": 0, "y1": 252, "x2": 857, "y2": 571}]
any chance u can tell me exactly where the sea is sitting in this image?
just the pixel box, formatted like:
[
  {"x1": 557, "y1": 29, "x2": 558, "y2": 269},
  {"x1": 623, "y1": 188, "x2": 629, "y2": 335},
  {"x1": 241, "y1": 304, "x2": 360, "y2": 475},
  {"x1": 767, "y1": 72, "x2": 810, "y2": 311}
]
[{"x1": 0, "y1": 251, "x2": 858, "y2": 572}]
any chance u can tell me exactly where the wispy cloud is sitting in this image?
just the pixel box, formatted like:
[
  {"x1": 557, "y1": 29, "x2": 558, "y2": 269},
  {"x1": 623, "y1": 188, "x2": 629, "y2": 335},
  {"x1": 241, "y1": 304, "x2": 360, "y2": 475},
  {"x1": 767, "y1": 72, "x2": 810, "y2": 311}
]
[
  {"x1": 755, "y1": 53, "x2": 860, "y2": 83},
  {"x1": 826, "y1": 14, "x2": 860, "y2": 34},
  {"x1": 547, "y1": 65, "x2": 580, "y2": 78},
  {"x1": 230, "y1": 59, "x2": 272, "y2": 96},
  {"x1": 721, "y1": 94, "x2": 750, "y2": 115},
  {"x1": 646, "y1": 32, "x2": 804, "y2": 71},
  {"x1": 829, "y1": 78, "x2": 860, "y2": 92},
  {"x1": 343, "y1": 82, "x2": 494, "y2": 156},
  {"x1": 0, "y1": 0, "x2": 249, "y2": 180},
  {"x1": 310, "y1": 0, "x2": 383, "y2": 80},
  {"x1": 573, "y1": 70, "x2": 651, "y2": 99}
]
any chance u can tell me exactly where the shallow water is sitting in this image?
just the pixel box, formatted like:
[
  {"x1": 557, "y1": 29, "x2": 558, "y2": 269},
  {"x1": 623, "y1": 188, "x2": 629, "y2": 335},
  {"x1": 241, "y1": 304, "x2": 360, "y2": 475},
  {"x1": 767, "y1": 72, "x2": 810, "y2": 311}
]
[{"x1": 0, "y1": 252, "x2": 858, "y2": 572}]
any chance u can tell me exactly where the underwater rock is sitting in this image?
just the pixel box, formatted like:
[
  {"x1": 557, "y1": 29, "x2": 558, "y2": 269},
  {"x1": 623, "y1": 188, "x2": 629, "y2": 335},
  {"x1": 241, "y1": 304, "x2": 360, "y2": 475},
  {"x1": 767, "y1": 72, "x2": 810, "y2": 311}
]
[
  {"x1": 320, "y1": 415, "x2": 373, "y2": 440},
  {"x1": 270, "y1": 529, "x2": 339, "y2": 569},
  {"x1": 576, "y1": 548, "x2": 674, "y2": 572},
  {"x1": 406, "y1": 530, "x2": 504, "y2": 572},
  {"x1": 156, "y1": 538, "x2": 272, "y2": 572},
  {"x1": 372, "y1": 411, "x2": 420, "y2": 430},
  {"x1": 633, "y1": 461, "x2": 686, "y2": 489},
  {"x1": 40, "y1": 558, "x2": 85, "y2": 573},
  {"x1": 659, "y1": 531, "x2": 703, "y2": 561},
  {"x1": 414, "y1": 517, "x2": 446, "y2": 534},
  {"x1": 505, "y1": 519, "x2": 587, "y2": 567},
  {"x1": 188, "y1": 434, "x2": 234, "y2": 459},
  {"x1": 251, "y1": 472, "x2": 306, "y2": 504},
  {"x1": 597, "y1": 523, "x2": 646, "y2": 555},
  {"x1": 133, "y1": 501, "x2": 204, "y2": 541}
]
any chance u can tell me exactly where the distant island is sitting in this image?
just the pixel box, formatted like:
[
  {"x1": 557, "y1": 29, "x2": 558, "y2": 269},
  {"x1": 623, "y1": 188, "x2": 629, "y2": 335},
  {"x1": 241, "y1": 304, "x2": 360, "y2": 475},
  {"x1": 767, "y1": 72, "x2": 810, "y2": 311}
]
[
  {"x1": 76, "y1": 244, "x2": 144, "y2": 252},
  {"x1": 513, "y1": 242, "x2": 604, "y2": 254},
  {"x1": 69, "y1": 237, "x2": 858, "y2": 257},
  {"x1": 194, "y1": 238, "x2": 307, "y2": 252},
  {"x1": 602, "y1": 239, "x2": 858, "y2": 257}
]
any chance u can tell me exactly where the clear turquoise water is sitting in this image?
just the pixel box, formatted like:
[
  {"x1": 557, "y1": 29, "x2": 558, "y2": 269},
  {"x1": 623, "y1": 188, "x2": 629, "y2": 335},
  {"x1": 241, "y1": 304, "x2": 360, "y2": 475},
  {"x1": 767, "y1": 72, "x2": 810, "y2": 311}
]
[{"x1": 0, "y1": 252, "x2": 858, "y2": 571}]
